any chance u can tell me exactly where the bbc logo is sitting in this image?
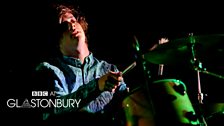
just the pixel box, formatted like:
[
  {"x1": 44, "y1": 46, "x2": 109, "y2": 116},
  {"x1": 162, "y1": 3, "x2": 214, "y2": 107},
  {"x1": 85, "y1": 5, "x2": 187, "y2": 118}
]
[{"x1": 32, "y1": 91, "x2": 48, "y2": 96}]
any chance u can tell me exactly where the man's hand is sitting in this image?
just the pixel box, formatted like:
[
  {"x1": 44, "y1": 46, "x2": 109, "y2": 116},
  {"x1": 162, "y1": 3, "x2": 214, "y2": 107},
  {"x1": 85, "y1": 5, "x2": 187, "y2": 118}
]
[{"x1": 98, "y1": 71, "x2": 123, "y2": 92}]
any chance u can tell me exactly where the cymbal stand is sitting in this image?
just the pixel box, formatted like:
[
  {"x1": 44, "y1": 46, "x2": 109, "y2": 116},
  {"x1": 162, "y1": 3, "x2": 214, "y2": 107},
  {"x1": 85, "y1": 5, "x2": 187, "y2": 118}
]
[
  {"x1": 133, "y1": 35, "x2": 155, "y2": 115},
  {"x1": 201, "y1": 69, "x2": 224, "y2": 79},
  {"x1": 189, "y1": 33, "x2": 208, "y2": 126},
  {"x1": 196, "y1": 66, "x2": 224, "y2": 80},
  {"x1": 157, "y1": 38, "x2": 166, "y2": 76}
]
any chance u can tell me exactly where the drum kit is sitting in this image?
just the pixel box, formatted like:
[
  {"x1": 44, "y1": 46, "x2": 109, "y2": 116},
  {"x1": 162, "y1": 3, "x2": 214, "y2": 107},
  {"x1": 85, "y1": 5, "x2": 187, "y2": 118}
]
[{"x1": 122, "y1": 33, "x2": 224, "y2": 126}]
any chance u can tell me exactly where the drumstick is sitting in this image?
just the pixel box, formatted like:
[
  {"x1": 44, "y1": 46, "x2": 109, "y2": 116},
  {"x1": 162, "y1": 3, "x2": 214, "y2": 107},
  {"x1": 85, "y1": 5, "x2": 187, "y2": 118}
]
[
  {"x1": 122, "y1": 61, "x2": 137, "y2": 75},
  {"x1": 121, "y1": 61, "x2": 136, "y2": 93}
]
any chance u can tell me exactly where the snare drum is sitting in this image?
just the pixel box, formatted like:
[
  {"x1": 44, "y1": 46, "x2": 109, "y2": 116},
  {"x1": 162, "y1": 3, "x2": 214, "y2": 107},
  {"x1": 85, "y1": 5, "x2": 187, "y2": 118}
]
[{"x1": 151, "y1": 79, "x2": 200, "y2": 125}]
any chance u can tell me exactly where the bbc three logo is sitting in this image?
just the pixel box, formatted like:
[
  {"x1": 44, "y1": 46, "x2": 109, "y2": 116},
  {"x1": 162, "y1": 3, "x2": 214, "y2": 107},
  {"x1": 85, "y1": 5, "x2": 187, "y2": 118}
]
[{"x1": 32, "y1": 91, "x2": 56, "y2": 96}]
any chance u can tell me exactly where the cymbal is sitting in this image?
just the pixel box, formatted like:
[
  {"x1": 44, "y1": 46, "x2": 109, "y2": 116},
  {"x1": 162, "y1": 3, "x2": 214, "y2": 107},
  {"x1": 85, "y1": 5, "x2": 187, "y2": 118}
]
[{"x1": 143, "y1": 34, "x2": 224, "y2": 64}]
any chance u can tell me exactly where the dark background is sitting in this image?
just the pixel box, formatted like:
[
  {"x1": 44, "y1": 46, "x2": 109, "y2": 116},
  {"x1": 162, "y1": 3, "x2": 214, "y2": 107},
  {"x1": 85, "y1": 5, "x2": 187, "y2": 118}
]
[{"x1": 1, "y1": 0, "x2": 224, "y2": 124}]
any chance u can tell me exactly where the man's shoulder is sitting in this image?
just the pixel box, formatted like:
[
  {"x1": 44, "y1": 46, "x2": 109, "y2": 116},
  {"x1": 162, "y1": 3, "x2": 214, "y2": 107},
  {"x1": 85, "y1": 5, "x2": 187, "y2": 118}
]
[
  {"x1": 36, "y1": 61, "x2": 52, "y2": 69},
  {"x1": 35, "y1": 59, "x2": 61, "y2": 72}
]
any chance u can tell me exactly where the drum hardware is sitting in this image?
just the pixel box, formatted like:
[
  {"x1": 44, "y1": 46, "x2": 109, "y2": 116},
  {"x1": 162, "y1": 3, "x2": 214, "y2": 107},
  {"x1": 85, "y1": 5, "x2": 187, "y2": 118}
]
[
  {"x1": 158, "y1": 64, "x2": 164, "y2": 76},
  {"x1": 142, "y1": 33, "x2": 224, "y2": 126},
  {"x1": 188, "y1": 33, "x2": 204, "y2": 105},
  {"x1": 143, "y1": 34, "x2": 224, "y2": 65},
  {"x1": 132, "y1": 36, "x2": 201, "y2": 125},
  {"x1": 185, "y1": 111, "x2": 200, "y2": 122},
  {"x1": 187, "y1": 33, "x2": 224, "y2": 126},
  {"x1": 187, "y1": 33, "x2": 208, "y2": 126},
  {"x1": 192, "y1": 62, "x2": 224, "y2": 80},
  {"x1": 157, "y1": 38, "x2": 168, "y2": 76},
  {"x1": 127, "y1": 33, "x2": 224, "y2": 126},
  {"x1": 173, "y1": 82, "x2": 186, "y2": 95},
  {"x1": 119, "y1": 36, "x2": 157, "y2": 126},
  {"x1": 133, "y1": 35, "x2": 155, "y2": 113}
]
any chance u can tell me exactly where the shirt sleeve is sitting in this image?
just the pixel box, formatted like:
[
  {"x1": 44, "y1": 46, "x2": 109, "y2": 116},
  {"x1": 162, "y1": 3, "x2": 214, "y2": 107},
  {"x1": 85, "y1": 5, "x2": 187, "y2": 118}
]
[{"x1": 35, "y1": 63, "x2": 102, "y2": 119}]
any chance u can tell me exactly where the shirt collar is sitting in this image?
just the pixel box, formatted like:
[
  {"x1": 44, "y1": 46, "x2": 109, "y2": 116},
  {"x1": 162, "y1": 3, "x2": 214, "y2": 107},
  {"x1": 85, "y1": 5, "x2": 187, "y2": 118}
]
[{"x1": 62, "y1": 52, "x2": 94, "y2": 67}]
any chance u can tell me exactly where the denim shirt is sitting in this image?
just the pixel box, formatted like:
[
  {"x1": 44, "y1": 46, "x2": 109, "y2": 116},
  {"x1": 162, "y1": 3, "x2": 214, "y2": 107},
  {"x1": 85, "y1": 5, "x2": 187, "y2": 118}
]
[{"x1": 35, "y1": 53, "x2": 127, "y2": 119}]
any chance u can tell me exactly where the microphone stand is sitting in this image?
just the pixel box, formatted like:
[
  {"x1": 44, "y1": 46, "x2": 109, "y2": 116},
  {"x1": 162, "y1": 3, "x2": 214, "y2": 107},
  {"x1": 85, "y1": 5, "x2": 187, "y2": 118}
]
[{"x1": 188, "y1": 33, "x2": 208, "y2": 126}]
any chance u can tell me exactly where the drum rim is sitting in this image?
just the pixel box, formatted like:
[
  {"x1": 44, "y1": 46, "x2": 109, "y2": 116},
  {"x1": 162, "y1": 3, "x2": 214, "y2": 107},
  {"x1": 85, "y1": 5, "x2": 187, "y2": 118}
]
[{"x1": 153, "y1": 79, "x2": 185, "y2": 84}]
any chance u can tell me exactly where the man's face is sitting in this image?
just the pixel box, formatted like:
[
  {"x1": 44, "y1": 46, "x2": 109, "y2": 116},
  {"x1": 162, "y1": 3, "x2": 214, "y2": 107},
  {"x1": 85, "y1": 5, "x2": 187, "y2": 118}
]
[
  {"x1": 58, "y1": 12, "x2": 86, "y2": 56},
  {"x1": 59, "y1": 12, "x2": 85, "y2": 40}
]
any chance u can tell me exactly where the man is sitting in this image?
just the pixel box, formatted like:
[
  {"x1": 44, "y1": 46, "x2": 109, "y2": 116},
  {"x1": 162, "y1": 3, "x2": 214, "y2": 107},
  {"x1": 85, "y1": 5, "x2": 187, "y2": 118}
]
[{"x1": 35, "y1": 3, "x2": 127, "y2": 126}]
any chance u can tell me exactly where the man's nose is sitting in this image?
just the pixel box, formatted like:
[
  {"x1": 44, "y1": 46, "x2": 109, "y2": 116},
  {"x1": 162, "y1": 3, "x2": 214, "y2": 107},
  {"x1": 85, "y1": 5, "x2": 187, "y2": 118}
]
[
  {"x1": 67, "y1": 22, "x2": 76, "y2": 31},
  {"x1": 71, "y1": 23, "x2": 76, "y2": 30}
]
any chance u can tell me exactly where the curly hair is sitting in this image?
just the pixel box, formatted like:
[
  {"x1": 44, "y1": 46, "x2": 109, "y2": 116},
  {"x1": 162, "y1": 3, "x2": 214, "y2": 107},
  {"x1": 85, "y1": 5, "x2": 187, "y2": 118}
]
[
  {"x1": 46, "y1": 3, "x2": 89, "y2": 57},
  {"x1": 55, "y1": 4, "x2": 88, "y2": 33}
]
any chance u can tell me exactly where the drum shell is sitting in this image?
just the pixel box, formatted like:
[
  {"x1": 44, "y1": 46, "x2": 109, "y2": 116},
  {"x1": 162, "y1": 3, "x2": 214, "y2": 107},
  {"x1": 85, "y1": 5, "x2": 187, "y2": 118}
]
[
  {"x1": 203, "y1": 103, "x2": 224, "y2": 126},
  {"x1": 151, "y1": 79, "x2": 200, "y2": 125},
  {"x1": 122, "y1": 88, "x2": 156, "y2": 126}
]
